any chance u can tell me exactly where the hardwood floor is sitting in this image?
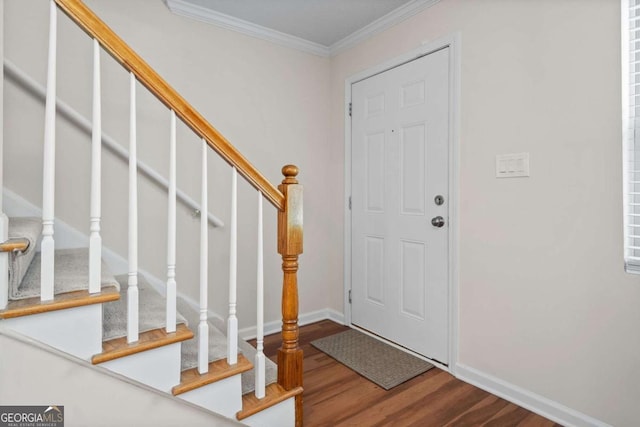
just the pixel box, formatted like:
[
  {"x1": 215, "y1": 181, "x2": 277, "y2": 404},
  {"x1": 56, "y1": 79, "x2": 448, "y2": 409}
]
[{"x1": 252, "y1": 320, "x2": 561, "y2": 427}]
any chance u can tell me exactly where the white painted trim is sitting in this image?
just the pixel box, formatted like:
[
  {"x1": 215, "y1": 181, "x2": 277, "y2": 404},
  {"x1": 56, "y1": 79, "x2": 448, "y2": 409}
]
[
  {"x1": 164, "y1": 0, "x2": 330, "y2": 57},
  {"x1": 329, "y1": 0, "x2": 442, "y2": 56},
  {"x1": 238, "y1": 308, "x2": 345, "y2": 341},
  {"x1": 446, "y1": 33, "x2": 461, "y2": 375},
  {"x1": 163, "y1": 0, "x2": 441, "y2": 57},
  {"x1": 622, "y1": 0, "x2": 634, "y2": 274},
  {"x1": 455, "y1": 364, "x2": 611, "y2": 427},
  {"x1": 1, "y1": 304, "x2": 102, "y2": 361},
  {"x1": 343, "y1": 34, "x2": 461, "y2": 371}
]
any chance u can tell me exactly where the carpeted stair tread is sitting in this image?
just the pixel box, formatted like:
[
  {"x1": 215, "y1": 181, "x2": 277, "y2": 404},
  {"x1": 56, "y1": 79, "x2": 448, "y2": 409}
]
[
  {"x1": 177, "y1": 297, "x2": 277, "y2": 394},
  {"x1": 177, "y1": 297, "x2": 228, "y2": 371},
  {"x1": 103, "y1": 274, "x2": 186, "y2": 341},
  {"x1": 12, "y1": 248, "x2": 120, "y2": 300},
  {"x1": 7, "y1": 217, "x2": 41, "y2": 297},
  {"x1": 238, "y1": 337, "x2": 278, "y2": 395}
]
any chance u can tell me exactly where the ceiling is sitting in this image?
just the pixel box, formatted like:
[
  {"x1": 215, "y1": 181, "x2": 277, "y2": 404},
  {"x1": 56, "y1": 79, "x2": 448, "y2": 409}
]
[
  {"x1": 180, "y1": 0, "x2": 412, "y2": 46},
  {"x1": 164, "y1": 0, "x2": 440, "y2": 56}
]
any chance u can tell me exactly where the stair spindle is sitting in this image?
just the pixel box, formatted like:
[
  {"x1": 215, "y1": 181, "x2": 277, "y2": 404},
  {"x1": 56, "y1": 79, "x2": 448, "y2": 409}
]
[
  {"x1": 89, "y1": 38, "x2": 102, "y2": 294},
  {"x1": 255, "y1": 191, "x2": 266, "y2": 399},
  {"x1": 41, "y1": 0, "x2": 58, "y2": 302},
  {"x1": 0, "y1": 218, "x2": 6, "y2": 310},
  {"x1": 0, "y1": 54, "x2": 6, "y2": 309},
  {"x1": 198, "y1": 138, "x2": 209, "y2": 374},
  {"x1": 127, "y1": 72, "x2": 139, "y2": 343},
  {"x1": 166, "y1": 110, "x2": 177, "y2": 334},
  {"x1": 227, "y1": 167, "x2": 238, "y2": 365}
]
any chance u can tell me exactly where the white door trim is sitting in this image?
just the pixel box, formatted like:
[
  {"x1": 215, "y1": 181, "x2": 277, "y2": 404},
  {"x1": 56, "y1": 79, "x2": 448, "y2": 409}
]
[{"x1": 343, "y1": 33, "x2": 461, "y2": 374}]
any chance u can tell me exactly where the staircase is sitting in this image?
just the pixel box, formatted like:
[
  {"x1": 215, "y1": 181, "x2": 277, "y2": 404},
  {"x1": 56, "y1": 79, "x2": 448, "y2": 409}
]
[{"x1": 0, "y1": 0, "x2": 304, "y2": 426}]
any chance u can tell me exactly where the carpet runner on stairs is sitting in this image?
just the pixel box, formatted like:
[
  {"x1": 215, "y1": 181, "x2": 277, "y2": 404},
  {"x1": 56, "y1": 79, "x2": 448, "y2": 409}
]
[
  {"x1": 6, "y1": 216, "x2": 276, "y2": 396},
  {"x1": 103, "y1": 275, "x2": 186, "y2": 340},
  {"x1": 7, "y1": 217, "x2": 40, "y2": 294},
  {"x1": 11, "y1": 248, "x2": 120, "y2": 300},
  {"x1": 176, "y1": 298, "x2": 279, "y2": 394}
]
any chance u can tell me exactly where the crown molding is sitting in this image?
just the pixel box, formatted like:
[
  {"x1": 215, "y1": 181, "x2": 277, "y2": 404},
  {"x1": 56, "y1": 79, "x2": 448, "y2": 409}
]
[
  {"x1": 329, "y1": 0, "x2": 442, "y2": 56},
  {"x1": 164, "y1": 0, "x2": 441, "y2": 57},
  {"x1": 164, "y1": 0, "x2": 331, "y2": 57}
]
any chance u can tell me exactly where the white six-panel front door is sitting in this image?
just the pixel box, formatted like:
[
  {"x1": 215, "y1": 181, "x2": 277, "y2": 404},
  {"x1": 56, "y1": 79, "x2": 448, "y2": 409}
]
[{"x1": 351, "y1": 47, "x2": 450, "y2": 363}]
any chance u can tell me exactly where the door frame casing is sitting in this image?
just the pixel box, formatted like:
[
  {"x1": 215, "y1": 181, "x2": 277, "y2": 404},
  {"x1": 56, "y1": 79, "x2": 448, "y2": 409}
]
[{"x1": 343, "y1": 33, "x2": 461, "y2": 373}]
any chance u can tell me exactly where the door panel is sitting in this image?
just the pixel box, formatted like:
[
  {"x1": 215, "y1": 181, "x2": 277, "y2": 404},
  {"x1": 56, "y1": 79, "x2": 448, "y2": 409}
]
[{"x1": 351, "y1": 47, "x2": 450, "y2": 362}]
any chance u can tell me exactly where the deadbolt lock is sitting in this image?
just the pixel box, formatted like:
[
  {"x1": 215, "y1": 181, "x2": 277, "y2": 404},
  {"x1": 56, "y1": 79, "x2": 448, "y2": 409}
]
[{"x1": 434, "y1": 195, "x2": 444, "y2": 206}]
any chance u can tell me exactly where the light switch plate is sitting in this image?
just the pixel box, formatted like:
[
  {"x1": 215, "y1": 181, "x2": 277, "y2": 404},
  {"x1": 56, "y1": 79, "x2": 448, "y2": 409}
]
[{"x1": 496, "y1": 153, "x2": 529, "y2": 178}]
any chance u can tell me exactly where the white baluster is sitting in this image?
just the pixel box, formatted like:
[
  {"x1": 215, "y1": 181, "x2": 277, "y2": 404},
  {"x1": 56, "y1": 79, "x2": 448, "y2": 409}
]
[
  {"x1": 227, "y1": 167, "x2": 238, "y2": 365},
  {"x1": 41, "y1": 0, "x2": 57, "y2": 302},
  {"x1": 89, "y1": 38, "x2": 102, "y2": 294},
  {"x1": 198, "y1": 138, "x2": 209, "y2": 374},
  {"x1": 255, "y1": 192, "x2": 265, "y2": 399},
  {"x1": 127, "y1": 72, "x2": 139, "y2": 343},
  {"x1": 0, "y1": 189, "x2": 7, "y2": 310},
  {"x1": 0, "y1": 48, "x2": 7, "y2": 308},
  {"x1": 166, "y1": 110, "x2": 177, "y2": 334},
  {"x1": 0, "y1": 215, "x2": 6, "y2": 310}
]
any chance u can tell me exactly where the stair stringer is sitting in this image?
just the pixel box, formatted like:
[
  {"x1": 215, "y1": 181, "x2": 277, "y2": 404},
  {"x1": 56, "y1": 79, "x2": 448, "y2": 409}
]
[{"x1": 0, "y1": 328, "x2": 245, "y2": 427}]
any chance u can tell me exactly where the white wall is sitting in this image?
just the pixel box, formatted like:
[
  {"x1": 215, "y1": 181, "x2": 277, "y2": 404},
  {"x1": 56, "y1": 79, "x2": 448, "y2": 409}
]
[
  {"x1": 0, "y1": 331, "x2": 241, "y2": 426},
  {"x1": 330, "y1": 0, "x2": 640, "y2": 425},
  {"x1": 3, "y1": 0, "x2": 332, "y2": 329}
]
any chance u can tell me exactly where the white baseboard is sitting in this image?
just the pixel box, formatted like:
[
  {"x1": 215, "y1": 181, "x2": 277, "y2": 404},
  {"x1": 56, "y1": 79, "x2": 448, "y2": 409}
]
[
  {"x1": 455, "y1": 363, "x2": 611, "y2": 427},
  {"x1": 239, "y1": 308, "x2": 345, "y2": 341}
]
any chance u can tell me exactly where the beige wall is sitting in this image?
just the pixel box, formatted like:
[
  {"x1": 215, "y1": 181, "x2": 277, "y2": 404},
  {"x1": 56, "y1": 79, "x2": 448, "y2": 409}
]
[
  {"x1": 3, "y1": 0, "x2": 333, "y2": 328},
  {"x1": 330, "y1": 0, "x2": 640, "y2": 425},
  {"x1": 5, "y1": 0, "x2": 640, "y2": 425}
]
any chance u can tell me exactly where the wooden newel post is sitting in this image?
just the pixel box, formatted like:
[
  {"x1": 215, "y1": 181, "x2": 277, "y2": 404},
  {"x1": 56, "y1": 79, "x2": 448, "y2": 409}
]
[{"x1": 277, "y1": 164, "x2": 303, "y2": 426}]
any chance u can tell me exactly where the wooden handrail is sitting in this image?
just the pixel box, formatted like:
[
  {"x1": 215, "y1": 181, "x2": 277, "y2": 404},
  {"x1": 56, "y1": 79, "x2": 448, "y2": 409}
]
[
  {"x1": 54, "y1": 0, "x2": 285, "y2": 210},
  {"x1": 0, "y1": 238, "x2": 30, "y2": 253}
]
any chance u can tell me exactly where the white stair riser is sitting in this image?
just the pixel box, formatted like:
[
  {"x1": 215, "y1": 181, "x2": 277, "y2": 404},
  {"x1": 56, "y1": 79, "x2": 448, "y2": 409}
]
[
  {"x1": 241, "y1": 397, "x2": 295, "y2": 427},
  {"x1": 178, "y1": 375, "x2": 242, "y2": 418},
  {"x1": 0, "y1": 305, "x2": 102, "y2": 360},
  {"x1": 99, "y1": 342, "x2": 181, "y2": 393}
]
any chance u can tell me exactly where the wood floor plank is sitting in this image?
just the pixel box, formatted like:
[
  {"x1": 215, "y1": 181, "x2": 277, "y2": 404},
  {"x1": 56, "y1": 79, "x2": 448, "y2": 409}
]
[
  {"x1": 251, "y1": 320, "x2": 556, "y2": 427},
  {"x1": 484, "y1": 403, "x2": 534, "y2": 426},
  {"x1": 444, "y1": 395, "x2": 510, "y2": 426}
]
